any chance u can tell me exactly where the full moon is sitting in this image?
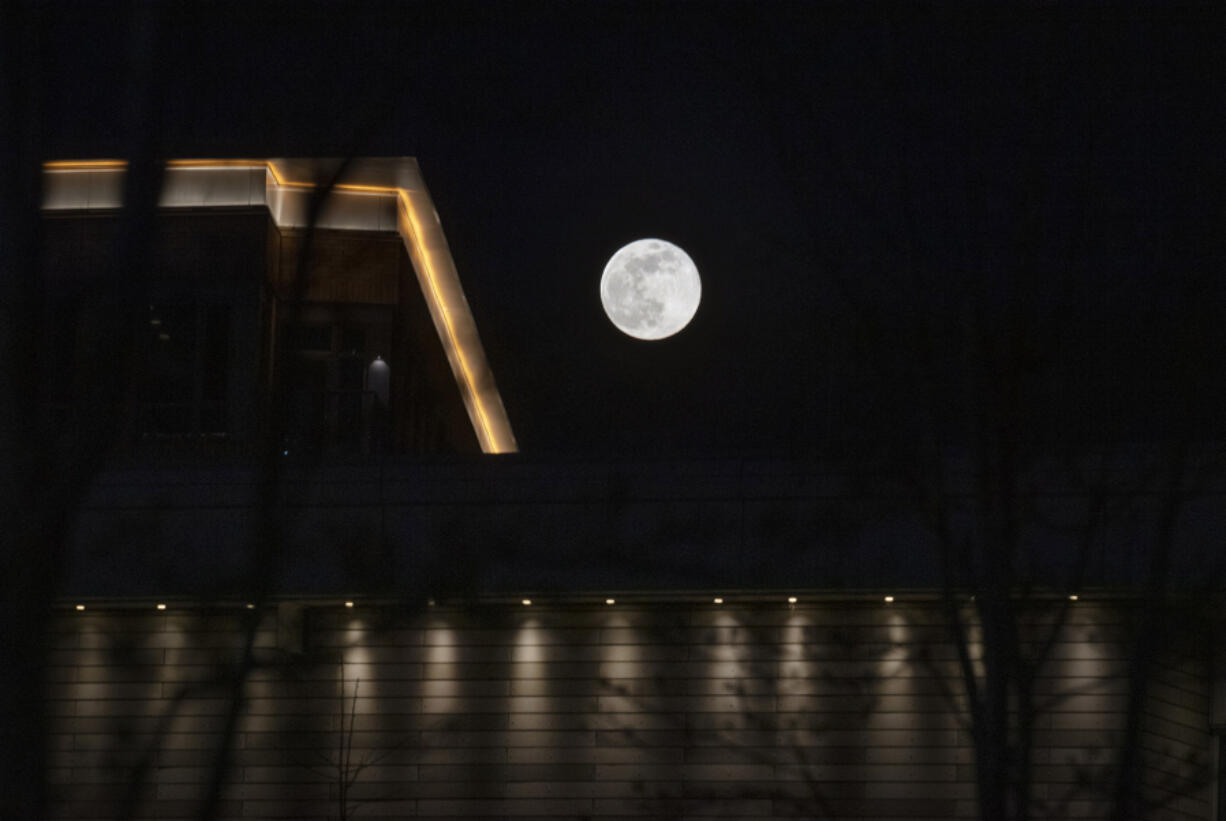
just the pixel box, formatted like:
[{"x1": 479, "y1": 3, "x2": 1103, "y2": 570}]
[{"x1": 600, "y1": 239, "x2": 701, "y2": 340}]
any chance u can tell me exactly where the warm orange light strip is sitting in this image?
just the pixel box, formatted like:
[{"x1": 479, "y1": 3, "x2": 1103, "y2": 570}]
[
  {"x1": 45, "y1": 159, "x2": 400, "y2": 196},
  {"x1": 43, "y1": 159, "x2": 128, "y2": 170},
  {"x1": 43, "y1": 158, "x2": 514, "y2": 454},
  {"x1": 397, "y1": 192, "x2": 501, "y2": 452},
  {"x1": 263, "y1": 162, "x2": 400, "y2": 196},
  {"x1": 264, "y1": 162, "x2": 309, "y2": 189},
  {"x1": 45, "y1": 159, "x2": 268, "y2": 171}
]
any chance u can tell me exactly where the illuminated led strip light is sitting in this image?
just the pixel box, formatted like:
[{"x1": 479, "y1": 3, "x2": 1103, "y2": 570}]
[
  {"x1": 42, "y1": 158, "x2": 517, "y2": 454},
  {"x1": 396, "y1": 189, "x2": 504, "y2": 453}
]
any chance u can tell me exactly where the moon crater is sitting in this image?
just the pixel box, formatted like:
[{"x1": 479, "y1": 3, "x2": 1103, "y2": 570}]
[{"x1": 600, "y1": 239, "x2": 701, "y2": 340}]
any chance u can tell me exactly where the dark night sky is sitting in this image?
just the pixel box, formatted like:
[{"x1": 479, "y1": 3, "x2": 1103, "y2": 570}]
[{"x1": 32, "y1": 2, "x2": 1226, "y2": 457}]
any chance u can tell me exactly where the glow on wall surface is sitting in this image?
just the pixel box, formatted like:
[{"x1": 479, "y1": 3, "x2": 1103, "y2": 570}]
[{"x1": 41, "y1": 158, "x2": 517, "y2": 454}]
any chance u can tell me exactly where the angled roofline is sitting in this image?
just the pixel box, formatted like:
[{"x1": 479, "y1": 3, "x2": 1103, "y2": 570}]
[{"x1": 41, "y1": 157, "x2": 517, "y2": 454}]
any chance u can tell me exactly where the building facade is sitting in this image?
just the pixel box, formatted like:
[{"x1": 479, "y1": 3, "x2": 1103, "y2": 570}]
[
  {"x1": 41, "y1": 158, "x2": 515, "y2": 461},
  {"x1": 47, "y1": 595, "x2": 1214, "y2": 821}
]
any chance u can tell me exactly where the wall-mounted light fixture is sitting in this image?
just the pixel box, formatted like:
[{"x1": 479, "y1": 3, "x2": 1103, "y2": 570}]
[
  {"x1": 1068, "y1": 594, "x2": 1079, "y2": 601},
  {"x1": 883, "y1": 595, "x2": 895, "y2": 604},
  {"x1": 787, "y1": 596, "x2": 798, "y2": 604},
  {"x1": 75, "y1": 604, "x2": 85, "y2": 611},
  {"x1": 605, "y1": 598, "x2": 616, "y2": 605},
  {"x1": 713, "y1": 597, "x2": 724, "y2": 605},
  {"x1": 367, "y1": 356, "x2": 391, "y2": 406},
  {"x1": 522, "y1": 599, "x2": 532, "y2": 606},
  {"x1": 156, "y1": 603, "x2": 167, "y2": 610},
  {"x1": 344, "y1": 601, "x2": 355, "y2": 608}
]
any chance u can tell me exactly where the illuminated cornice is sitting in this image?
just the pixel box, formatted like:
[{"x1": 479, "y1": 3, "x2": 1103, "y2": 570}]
[{"x1": 42, "y1": 158, "x2": 517, "y2": 454}]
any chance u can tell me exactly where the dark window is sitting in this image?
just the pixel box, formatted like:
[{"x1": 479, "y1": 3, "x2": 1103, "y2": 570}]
[
  {"x1": 142, "y1": 303, "x2": 229, "y2": 436},
  {"x1": 340, "y1": 325, "x2": 365, "y2": 356},
  {"x1": 42, "y1": 299, "x2": 81, "y2": 403},
  {"x1": 279, "y1": 307, "x2": 390, "y2": 456},
  {"x1": 285, "y1": 323, "x2": 332, "y2": 352},
  {"x1": 39, "y1": 299, "x2": 82, "y2": 434},
  {"x1": 201, "y1": 306, "x2": 229, "y2": 432}
]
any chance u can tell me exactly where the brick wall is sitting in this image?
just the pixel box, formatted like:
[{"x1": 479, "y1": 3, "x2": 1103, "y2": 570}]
[{"x1": 45, "y1": 599, "x2": 1212, "y2": 820}]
